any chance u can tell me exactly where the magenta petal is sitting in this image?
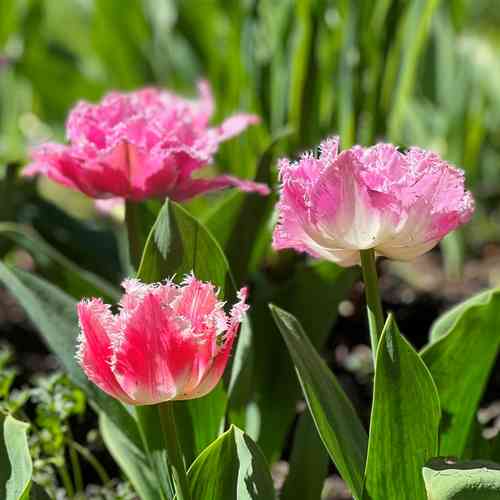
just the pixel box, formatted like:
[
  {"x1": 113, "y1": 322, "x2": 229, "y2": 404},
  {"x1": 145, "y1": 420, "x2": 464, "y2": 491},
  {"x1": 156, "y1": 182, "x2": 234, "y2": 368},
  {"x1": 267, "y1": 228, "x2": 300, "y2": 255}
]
[
  {"x1": 25, "y1": 82, "x2": 262, "y2": 202},
  {"x1": 171, "y1": 175, "x2": 270, "y2": 201},
  {"x1": 217, "y1": 113, "x2": 260, "y2": 142}
]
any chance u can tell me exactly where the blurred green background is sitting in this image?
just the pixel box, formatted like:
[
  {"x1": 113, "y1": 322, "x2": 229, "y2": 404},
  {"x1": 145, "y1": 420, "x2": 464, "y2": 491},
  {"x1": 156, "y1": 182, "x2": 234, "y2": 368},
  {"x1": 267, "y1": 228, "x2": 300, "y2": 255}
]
[{"x1": 1, "y1": 0, "x2": 500, "y2": 267}]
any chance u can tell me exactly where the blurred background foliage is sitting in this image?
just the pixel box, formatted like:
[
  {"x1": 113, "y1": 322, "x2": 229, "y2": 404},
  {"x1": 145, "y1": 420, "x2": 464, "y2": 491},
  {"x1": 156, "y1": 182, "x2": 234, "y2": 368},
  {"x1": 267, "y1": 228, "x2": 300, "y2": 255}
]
[{"x1": 1, "y1": 0, "x2": 500, "y2": 259}]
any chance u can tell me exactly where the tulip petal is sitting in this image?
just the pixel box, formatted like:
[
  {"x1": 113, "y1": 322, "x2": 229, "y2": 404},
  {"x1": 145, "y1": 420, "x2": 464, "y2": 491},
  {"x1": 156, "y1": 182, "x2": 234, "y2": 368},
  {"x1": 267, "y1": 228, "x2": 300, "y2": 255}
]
[{"x1": 77, "y1": 300, "x2": 133, "y2": 403}]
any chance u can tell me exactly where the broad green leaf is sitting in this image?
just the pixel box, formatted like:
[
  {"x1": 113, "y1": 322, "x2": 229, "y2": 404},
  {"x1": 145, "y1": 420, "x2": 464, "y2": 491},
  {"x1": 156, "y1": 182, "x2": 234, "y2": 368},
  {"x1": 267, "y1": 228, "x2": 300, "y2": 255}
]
[
  {"x1": 0, "y1": 263, "x2": 142, "y2": 450},
  {"x1": 100, "y1": 413, "x2": 162, "y2": 500},
  {"x1": 137, "y1": 199, "x2": 234, "y2": 296},
  {"x1": 428, "y1": 288, "x2": 496, "y2": 343},
  {"x1": 280, "y1": 410, "x2": 329, "y2": 500},
  {"x1": 421, "y1": 289, "x2": 500, "y2": 456},
  {"x1": 423, "y1": 458, "x2": 500, "y2": 499},
  {"x1": 187, "y1": 425, "x2": 276, "y2": 499},
  {"x1": 363, "y1": 315, "x2": 440, "y2": 500},
  {"x1": 270, "y1": 304, "x2": 367, "y2": 500},
  {"x1": 4, "y1": 415, "x2": 31, "y2": 500},
  {"x1": 0, "y1": 222, "x2": 119, "y2": 301},
  {"x1": 254, "y1": 262, "x2": 357, "y2": 461}
]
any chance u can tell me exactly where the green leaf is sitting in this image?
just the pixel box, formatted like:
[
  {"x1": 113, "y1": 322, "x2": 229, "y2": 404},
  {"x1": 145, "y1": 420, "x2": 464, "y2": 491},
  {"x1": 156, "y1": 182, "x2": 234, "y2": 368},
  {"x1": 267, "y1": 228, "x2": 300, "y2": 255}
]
[
  {"x1": 0, "y1": 263, "x2": 142, "y2": 450},
  {"x1": 100, "y1": 413, "x2": 162, "y2": 500},
  {"x1": 254, "y1": 262, "x2": 358, "y2": 461},
  {"x1": 137, "y1": 199, "x2": 234, "y2": 297},
  {"x1": 0, "y1": 222, "x2": 119, "y2": 301},
  {"x1": 173, "y1": 383, "x2": 227, "y2": 466},
  {"x1": 136, "y1": 199, "x2": 231, "y2": 463},
  {"x1": 428, "y1": 288, "x2": 496, "y2": 343},
  {"x1": 280, "y1": 410, "x2": 329, "y2": 500},
  {"x1": 421, "y1": 288, "x2": 500, "y2": 456},
  {"x1": 269, "y1": 304, "x2": 367, "y2": 500},
  {"x1": 363, "y1": 315, "x2": 440, "y2": 500},
  {"x1": 187, "y1": 425, "x2": 276, "y2": 499},
  {"x1": 4, "y1": 415, "x2": 31, "y2": 500},
  {"x1": 423, "y1": 458, "x2": 500, "y2": 499}
]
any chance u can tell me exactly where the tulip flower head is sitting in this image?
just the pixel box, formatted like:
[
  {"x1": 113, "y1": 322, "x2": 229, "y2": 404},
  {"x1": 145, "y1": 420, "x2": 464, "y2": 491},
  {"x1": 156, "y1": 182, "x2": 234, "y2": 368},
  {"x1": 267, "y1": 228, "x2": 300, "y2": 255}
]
[
  {"x1": 24, "y1": 81, "x2": 269, "y2": 201},
  {"x1": 77, "y1": 276, "x2": 248, "y2": 405},
  {"x1": 273, "y1": 137, "x2": 474, "y2": 267}
]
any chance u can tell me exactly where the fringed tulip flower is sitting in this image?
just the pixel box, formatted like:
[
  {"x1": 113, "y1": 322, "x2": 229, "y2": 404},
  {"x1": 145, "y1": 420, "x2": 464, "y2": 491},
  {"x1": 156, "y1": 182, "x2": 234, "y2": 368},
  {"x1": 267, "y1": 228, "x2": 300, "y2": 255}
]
[
  {"x1": 24, "y1": 82, "x2": 269, "y2": 201},
  {"x1": 76, "y1": 276, "x2": 248, "y2": 405},
  {"x1": 273, "y1": 137, "x2": 474, "y2": 267}
]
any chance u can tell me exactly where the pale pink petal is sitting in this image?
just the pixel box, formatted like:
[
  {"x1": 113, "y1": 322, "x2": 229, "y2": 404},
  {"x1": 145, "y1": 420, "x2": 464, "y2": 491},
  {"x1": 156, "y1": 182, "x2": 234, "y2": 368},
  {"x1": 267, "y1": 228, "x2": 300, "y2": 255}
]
[
  {"x1": 172, "y1": 175, "x2": 270, "y2": 201},
  {"x1": 273, "y1": 138, "x2": 474, "y2": 266}
]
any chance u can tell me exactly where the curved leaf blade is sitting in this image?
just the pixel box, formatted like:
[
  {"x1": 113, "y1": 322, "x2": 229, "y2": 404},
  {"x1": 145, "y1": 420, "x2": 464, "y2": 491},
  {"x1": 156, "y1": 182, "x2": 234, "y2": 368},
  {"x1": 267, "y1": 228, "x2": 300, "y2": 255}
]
[
  {"x1": 422, "y1": 288, "x2": 500, "y2": 456},
  {"x1": 0, "y1": 262, "x2": 142, "y2": 449},
  {"x1": 100, "y1": 413, "x2": 162, "y2": 500},
  {"x1": 187, "y1": 425, "x2": 276, "y2": 499},
  {"x1": 138, "y1": 199, "x2": 234, "y2": 297},
  {"x1": 363, "y1": 315, "x2": 440, "y2": 500},
  {"x1": 423, "y1": 458, "x2": 500, "y2": 499},
  {"x1": 4, "y1": 416, "x2": 32, "y2": 500},
  {"x1": 269, "y1": 304, "x2": 367, "y2": 500}
]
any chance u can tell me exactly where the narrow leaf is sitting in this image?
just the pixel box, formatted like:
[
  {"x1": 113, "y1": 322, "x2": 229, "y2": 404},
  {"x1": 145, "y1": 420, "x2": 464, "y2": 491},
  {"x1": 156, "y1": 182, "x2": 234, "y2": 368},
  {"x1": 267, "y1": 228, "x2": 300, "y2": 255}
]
[
  {"x1": 0, "y1": 263, "x2": 142, "y2": 449},
  {"x1": 270, "y1": 304, "x2": 367, "y2": 499},
  {"x1": 100, "y1": 413, "x2": 161, "y2": 500},
  {"x1": 280, "y1": 410, "x2": 329, "y2": 500},
  {"x1": 363, "y1": 315, "x2": 440, "y2": 500},
  {"x1": 0, "y1": 222, "x2": 119, "y2": 301}
]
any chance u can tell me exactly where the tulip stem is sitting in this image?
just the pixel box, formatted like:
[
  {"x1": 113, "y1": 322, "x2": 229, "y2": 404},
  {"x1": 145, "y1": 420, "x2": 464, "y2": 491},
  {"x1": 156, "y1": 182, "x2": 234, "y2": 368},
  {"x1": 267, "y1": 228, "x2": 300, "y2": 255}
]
[
  {"x1": 158, "y1": 402, "x2": 192, "y2": 500},
  {"x1": 360, "y1": 248, "x2": 385, "y2": 363}
]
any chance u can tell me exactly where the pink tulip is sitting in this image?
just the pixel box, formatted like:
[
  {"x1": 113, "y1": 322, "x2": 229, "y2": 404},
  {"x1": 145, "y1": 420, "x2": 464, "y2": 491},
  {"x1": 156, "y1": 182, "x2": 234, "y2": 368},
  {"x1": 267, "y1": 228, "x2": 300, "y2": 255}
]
[
  {"x1": 273, "y1": 137, "x2": 474, "y2": 267},
  {"x1": 76, "y1": 275, "x2": 248, "y2": 405},
  {"x1": 24, "y1": 81, "x2": 270, "y2": 201}
]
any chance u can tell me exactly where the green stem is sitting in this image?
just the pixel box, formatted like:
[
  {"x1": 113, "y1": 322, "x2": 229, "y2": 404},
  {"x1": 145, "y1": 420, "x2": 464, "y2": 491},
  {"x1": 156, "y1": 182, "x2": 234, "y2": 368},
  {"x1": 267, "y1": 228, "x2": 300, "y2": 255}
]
[
  {"x1": 68, "y1": 438, "x2": 84, "y2": 492},
  {"x1": 360, "y1": 248, "x2": 385, "y2": 363},
  {"x1": 125, "y1": 200, "x2": 144, "y2": 269},
  {"x1": 57, "y1": 457, "x2": 75, "y2": 498},
  {"x1": 135, "y1": 406, "x2": 173, "y2": 500},
  {"x1": 158, "y1": 402, "x2": 192, "y2": 500},
  {"x1": 69, "y1": 440, "x2": 110, "y2": 485}
]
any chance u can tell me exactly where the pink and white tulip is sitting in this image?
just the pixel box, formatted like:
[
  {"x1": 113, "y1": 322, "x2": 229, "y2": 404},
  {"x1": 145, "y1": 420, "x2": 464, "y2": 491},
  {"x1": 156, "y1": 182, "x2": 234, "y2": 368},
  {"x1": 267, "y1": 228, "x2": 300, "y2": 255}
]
[
  {"x1": 273, "y1": 137, "x2": 474, "y2": 267},
  {"x1": 24, "y1": 81, "x2": 269, "y2": 201},
  {"x1": 76, "y1": 276, "x2": 248, "y2": 405}
]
